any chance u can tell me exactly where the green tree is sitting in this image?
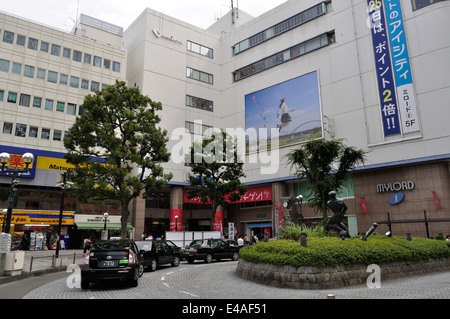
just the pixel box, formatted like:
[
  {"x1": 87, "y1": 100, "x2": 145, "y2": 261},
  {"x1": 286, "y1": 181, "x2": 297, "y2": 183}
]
[
  {"x1": 64, "y1": 80, "x2": 172, "y2": 239},
  {"x1": 286, "y1": 139, "x2": 366, "y2": 221},
  {"x1": 187, "y1": 130, "x2": 247, "y2": 222}
]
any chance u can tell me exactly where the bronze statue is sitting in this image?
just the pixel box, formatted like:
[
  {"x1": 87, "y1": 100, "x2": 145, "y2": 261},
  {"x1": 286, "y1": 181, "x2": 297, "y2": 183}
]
[{"x1": 326, "y1": 191, "x2": 350, "y2": 240}]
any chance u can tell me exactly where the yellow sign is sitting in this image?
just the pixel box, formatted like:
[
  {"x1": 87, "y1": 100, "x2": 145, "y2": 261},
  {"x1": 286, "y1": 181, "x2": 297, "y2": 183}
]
[
  {"x1": 36, "y1": 157, "x2": 75, "y2": 171},
  {"x1": 0, "y1": 210, "x2": 75, "y2": 225}
]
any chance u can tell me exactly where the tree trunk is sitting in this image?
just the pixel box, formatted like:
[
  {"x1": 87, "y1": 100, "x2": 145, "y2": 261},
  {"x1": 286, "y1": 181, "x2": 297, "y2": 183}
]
[{"x1": 120, "y1": 199, "x2": 130, "y2": 239}]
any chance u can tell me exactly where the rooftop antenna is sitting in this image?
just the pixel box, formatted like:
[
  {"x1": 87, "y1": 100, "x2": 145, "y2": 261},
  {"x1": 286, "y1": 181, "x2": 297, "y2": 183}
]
[{"x1": 231, "y1": 0, "x2": 235, "y2": 24}]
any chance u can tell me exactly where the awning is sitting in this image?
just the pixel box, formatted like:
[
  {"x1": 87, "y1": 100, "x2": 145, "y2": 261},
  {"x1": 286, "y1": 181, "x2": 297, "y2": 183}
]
[
  {"x1": 76, "y1": 223, "x2": 134, "y2": 231},
  {"x1": 246, "y1": 223, "x2": 273, "y2": 229}
]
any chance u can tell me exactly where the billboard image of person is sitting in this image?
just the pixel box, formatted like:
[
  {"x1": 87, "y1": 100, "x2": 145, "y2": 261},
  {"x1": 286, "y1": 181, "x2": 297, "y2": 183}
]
[{"x1": 245, "y1": 71, "x2": 323, "y2": 153}]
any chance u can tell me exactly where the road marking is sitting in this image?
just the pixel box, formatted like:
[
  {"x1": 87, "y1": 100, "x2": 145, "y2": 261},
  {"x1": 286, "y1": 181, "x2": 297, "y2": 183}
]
[{"x1": 180, "y1": 290, "x2": 199, "y2": 298}]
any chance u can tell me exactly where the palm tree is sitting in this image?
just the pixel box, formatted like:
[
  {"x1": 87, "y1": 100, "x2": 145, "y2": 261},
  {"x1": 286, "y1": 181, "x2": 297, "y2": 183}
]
[{"x1": 286, "y1": 139, "x2": 367, "y2": 221}]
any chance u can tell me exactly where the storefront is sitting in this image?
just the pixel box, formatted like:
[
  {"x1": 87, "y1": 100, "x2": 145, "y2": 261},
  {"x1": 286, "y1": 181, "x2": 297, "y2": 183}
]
[{"x1": 0, "y1": 209, "x2": 74, "y2": 250}]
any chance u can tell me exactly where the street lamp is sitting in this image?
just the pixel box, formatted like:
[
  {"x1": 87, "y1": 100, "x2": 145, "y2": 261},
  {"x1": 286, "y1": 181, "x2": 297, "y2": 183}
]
[
  {"x1": 0, "y1": 152, "x2": 34, "y2": 234},
  {"x1": 174, "y1": 215, "x2": 179, "y2": 232},
  {"x1": 55, "y1": 172, "x2": 73, "y2": 258},
  {"x1": 103, "y1": 212, "x2": 109, "y2": 231},
  {"x1": 296, "y1": 194, "x2": 304, "y2": 225}
]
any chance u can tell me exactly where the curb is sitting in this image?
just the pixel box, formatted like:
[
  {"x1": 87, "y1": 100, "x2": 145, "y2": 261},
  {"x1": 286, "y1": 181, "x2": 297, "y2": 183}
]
[{"x1": 0, "y1": 266, "x2": 68, "y2": 285}]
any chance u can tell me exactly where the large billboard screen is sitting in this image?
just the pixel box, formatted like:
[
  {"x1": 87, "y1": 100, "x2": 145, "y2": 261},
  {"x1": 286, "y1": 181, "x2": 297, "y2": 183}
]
[{"x1": 245, "y1": 71, "x2": 322, "y2": 153}]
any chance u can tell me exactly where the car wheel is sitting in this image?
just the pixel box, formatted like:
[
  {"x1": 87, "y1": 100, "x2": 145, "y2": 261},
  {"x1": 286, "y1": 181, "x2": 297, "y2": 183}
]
[
  {"x1": 149, "y1": 259, "x2": 157, "y2": 272},
  {"x1": 231, "y1": 252, "x2": 239, "y2": 261},
  {"x1": 171, "y1": 256, "x2": 180, "y2": 267},
  {"x1": 138, "y1": 264, "x2": 144, "y2": 277},
  {"x1": 205, "y1": 254, "x2": 212, "y2": 263}
]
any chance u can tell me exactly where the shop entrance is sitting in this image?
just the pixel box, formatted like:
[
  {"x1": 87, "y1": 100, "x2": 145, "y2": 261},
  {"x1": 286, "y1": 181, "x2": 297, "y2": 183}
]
[{"x1": 245, "y1": 222, "x2": 273, "y2": 242}]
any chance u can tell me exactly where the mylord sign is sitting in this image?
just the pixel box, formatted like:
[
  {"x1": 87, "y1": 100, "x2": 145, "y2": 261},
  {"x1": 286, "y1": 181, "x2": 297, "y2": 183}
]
[{"x1": 376, "y1": 181, "x2": 415, "y2": 193}]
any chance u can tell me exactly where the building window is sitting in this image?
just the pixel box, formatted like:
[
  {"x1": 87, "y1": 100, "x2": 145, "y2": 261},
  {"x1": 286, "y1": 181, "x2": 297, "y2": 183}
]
[
  {"x1": 84, "y1": 54, "x2": 91, "y2": 64},
  {"x1": 412, "y1": 0, "x2": 447, "y2": 10},
  {"x1": 81, "y1": 79, "x2": 89, "y2": 90},
  {"x1": 24, "y1": 65, "x2": 35, "y2": 78},
  {"x1": 60, "y1": 74, "x2": 68, "y2": 85},
  {"x1": 15, "y1": 124, "x2": 27, "y2": 137},
  {"x1": 19, "y1": 94, "x2": 31, "y2": 107},
  {"x1": 12, "y1": 63, "x2": 22, "y2": 75},
  {"x1": 29, "y1": 126, "x2": 39, "y2": 138},
  {"x1": 93, "y1": 56, "x2": 102, "y2": 67},
  {"x1": 73, "y1": 50, "x2": 82, "y2": 62},
  {"x1": 185, "y1": 121, "x2": 213, "y2": 138},
  {"x1": 7, "y1": 92, "x2": 17, "y2": 103},
  {"x1": 67, "y1": 103, "x2": 77, "y2": 115},
  {"x1": 70, "y1": 76, "x2": 79, "y2": 88},
  {"x1": 56, "y1": 101, "x2": 65, "y2": 112},
  {"x1": 28, "y1": 37, "x2": 39, "y2": 50},
  {"x1": 51, "y1": 44, "x2": 61, "y2": 56},
  {"x1": 187, "y1": 67, "x2": 213, "y2": 85},
  {"x1": 37, "y1": 69, "x2": 45, "y2": 79},
  {"x1": 186, "y1": 95, "x2": 214, "y2": 112},
  {"x1": 45, "y1": 99, "x2": 54, "y2": 111},
  {"x1": 112, "y1": 61, "x2": 121, "y2": 73},
  {"x1": 233, "y1": 2, "x2": 328, "y2": 55},
  {"x1": 103, "y1": 59, "x2": 111, "y2": 69},
  {"x1": 17, "y1": 35, "x2": 26, "y2": 46},
  {"x1": 48, "y1": 71, "x2": 58, "y2": 83},
  {"x1": 187, "y1": 41, "x2": 213, "y2": 58},
  {"x1": 234, "y1": 31, "x2": 334, "y2": 81},
  {"x1": 3, "y1": 31, "x2": 14, "y2": 44},
  {"x1": 2, "y1": 122, "x2": 13, "y2": 134},
  {"x1": 63, "y1": 48, "x2": 71, "y2": 59},
  {"x1": 0, "y1": 59, "x2": 10, "y2": 72},
  {"x1": 91, "y1": 81, "x2": 99, "y2": 92},
  {"x1": 0, "y1": 90, "x2": 4, "y2": 101},
  {"x1": 33, "y1": 97, "x2": 42, "y2": 108},
  {"x1": 41, "y1": 41, "x2": 49, "y2": 52},
  {"x1": 41, "y1": 128, "x2": 50, "y2": 139},
  {"x1": 53, "y1": 130, "x2": 62, "y2": 141}
]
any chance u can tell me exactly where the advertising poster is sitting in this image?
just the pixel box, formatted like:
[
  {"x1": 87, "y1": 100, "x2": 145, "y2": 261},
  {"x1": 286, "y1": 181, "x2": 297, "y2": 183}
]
[{"x1": 245, "y1": 71, "x2": 323, "y2": 153}]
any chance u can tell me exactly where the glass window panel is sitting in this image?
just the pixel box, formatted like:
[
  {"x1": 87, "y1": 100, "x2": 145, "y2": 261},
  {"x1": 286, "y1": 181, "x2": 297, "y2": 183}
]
[
  {"x1": 29, "y1": 126, "x2": 38, "y2": 138},
  {"x1": 91, "y1": 81, "x2": 99, "y2": 92},
  {"x1": 48, "y1": 71, "x2": 58, "y2": 83},
  {"x1": 112, "y1": 61, "x2": 120, "y2": 72},
  {"x1": 53, "y1": 130, "x2": 62, "y2": 141},
  {"x1": 19, "y1": 94, "x2": 31, "y2": 107},
  {"x1": 3, "y1": 31, "x2": 14, "y2": 44},
  {"x1": 33, "y1": 97, "x2": 42, "y2": 108},
  {"x1": 51, "y1": 44, "x2": 61, "y2": 56},
  {"x1": 84, "y1": 53, "x2": 91, "y2": 64},
  {"x1": 81, "y1": 79, "x2": 89, "y2": 89},
  {"x1": 56, "y1": 101, "x2": 65, "y2": 112},
  {"x1": 0, "y1": 90, "x2": 4, "y2": 101},
  {"x1": 24, "y1": 65, "x2": 35, "y2": 78},
  {"x1": 41, "y1": 128, "x2": 50, "y2": 139},
  {"x1": 12, "y1": 63, "x2": 22, "y2": 74},
  {"x1": 3, "y1": 122, "x2": 13, "y2": 134},
  {"x1": 37, "y1": 68, "x2": 45, "y2": 79},
  {"x1": 70, "y1": 76, "x2": 79, "y2": 88},
  {"x1": 103, "y1": 59, "x2": 111, "y2": 69},
  {"x1": 17, "y1": 35, "x2": 26, "y2": 46},
  {"x1": 60, "y1": 74, "x2": 68, "y2": 85},
  {"x1": 73, "y1": 50, "x2": 82, "y2": 62},
  {"x1": 41, "y1": 41, "x2": 49, "y2": 52},
  {"x1": 45, "y1": 99, "x2": 53, "y2": 110},
  {"x1": 63, "y1": 47, "x2": 71, "y2": 58},
  {"x1": 0, "y1": 59, "x2": 10, "y2": 72},
  {"x1": 7, "y1": 92, "x2": 17, "y2": 103},
  {"x1": 15, "y1": 124, "x2": 27, "y2": 137},
  {"x1": 28, "y1": 37, "x2": 38, "y2": 50},
  {"x1": 93, "y1": 56, "x2": 102, "y2": 67},
  {"x1": 67, "y1": 103, "x2": 76, "y2": 115}
]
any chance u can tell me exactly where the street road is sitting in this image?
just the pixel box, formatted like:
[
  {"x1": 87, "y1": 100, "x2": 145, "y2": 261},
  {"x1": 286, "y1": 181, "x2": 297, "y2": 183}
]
[{"x1": 3, "y1": 260, "x2": 447, "y2": 300}]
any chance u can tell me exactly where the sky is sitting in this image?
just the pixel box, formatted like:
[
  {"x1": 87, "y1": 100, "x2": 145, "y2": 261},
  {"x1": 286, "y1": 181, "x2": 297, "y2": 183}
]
[{"x1": 1, "y1": 0, "x2": 287, "y2": 32}]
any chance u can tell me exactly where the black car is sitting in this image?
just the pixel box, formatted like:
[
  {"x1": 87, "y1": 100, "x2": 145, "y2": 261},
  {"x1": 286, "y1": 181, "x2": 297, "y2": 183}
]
[
  {"x1": 135, "y1": 240, "x2": 181, "y2": 272},
  {"x1": 81, "y1": 239, "x2": 143, "y2": 289},
  {"x1": 183, "y1": 238, "x2": 240, "y2": 264}
]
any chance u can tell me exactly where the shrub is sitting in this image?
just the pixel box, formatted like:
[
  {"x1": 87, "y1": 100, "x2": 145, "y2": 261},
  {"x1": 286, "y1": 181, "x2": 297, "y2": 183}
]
[{"x1": 239, "y1": 236, "x2": 450, "y2": 268}]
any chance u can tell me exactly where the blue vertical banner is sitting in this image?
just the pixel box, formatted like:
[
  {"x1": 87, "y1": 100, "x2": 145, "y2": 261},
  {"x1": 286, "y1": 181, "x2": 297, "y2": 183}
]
[
  {"x1": 367, "y1": 0, "x2": 401, "y2": 137},
  {"x1": 383, "y1": 0, "x2": 420, "y2": 134}
]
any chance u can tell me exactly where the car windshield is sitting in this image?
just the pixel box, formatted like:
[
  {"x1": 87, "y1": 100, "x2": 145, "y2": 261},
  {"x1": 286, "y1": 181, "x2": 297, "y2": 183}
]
[
  {"x1": 189, "y1": 240, "x2": 209, "y2": 247},
  {"x1": 92, "y1": 240, "x2": 131, "y2": 250},
  {"x1": 136, "y1": 241, "x2": 153, "y2": 251}
]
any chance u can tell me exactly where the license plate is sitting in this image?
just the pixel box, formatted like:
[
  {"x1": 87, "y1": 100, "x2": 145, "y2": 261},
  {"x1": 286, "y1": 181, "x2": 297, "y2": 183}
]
[{"x1": 101, "y1": 260, "x2": 116, "y2": 267}]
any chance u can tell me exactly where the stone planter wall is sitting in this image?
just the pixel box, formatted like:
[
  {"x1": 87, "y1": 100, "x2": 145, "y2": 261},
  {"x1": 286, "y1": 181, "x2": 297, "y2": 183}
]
[{"x1": 236, "y1": 258, "x2": 450, "y2": 289}]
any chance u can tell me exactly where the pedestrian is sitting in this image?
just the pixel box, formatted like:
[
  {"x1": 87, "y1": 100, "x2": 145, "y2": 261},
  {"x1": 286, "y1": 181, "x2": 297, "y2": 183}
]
[
  {"x1": 243, "y1": 235, "x2": 249, "y2": 245},
  {"x1": 237, "y1": 235, "x2": 244, "y2": 247},
  {"x1": 446, "y1": 235, "x2": 450, "y2": 241},
  {"x1": 83, "y1": 238, "x2": 91, "y2": 255}
]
